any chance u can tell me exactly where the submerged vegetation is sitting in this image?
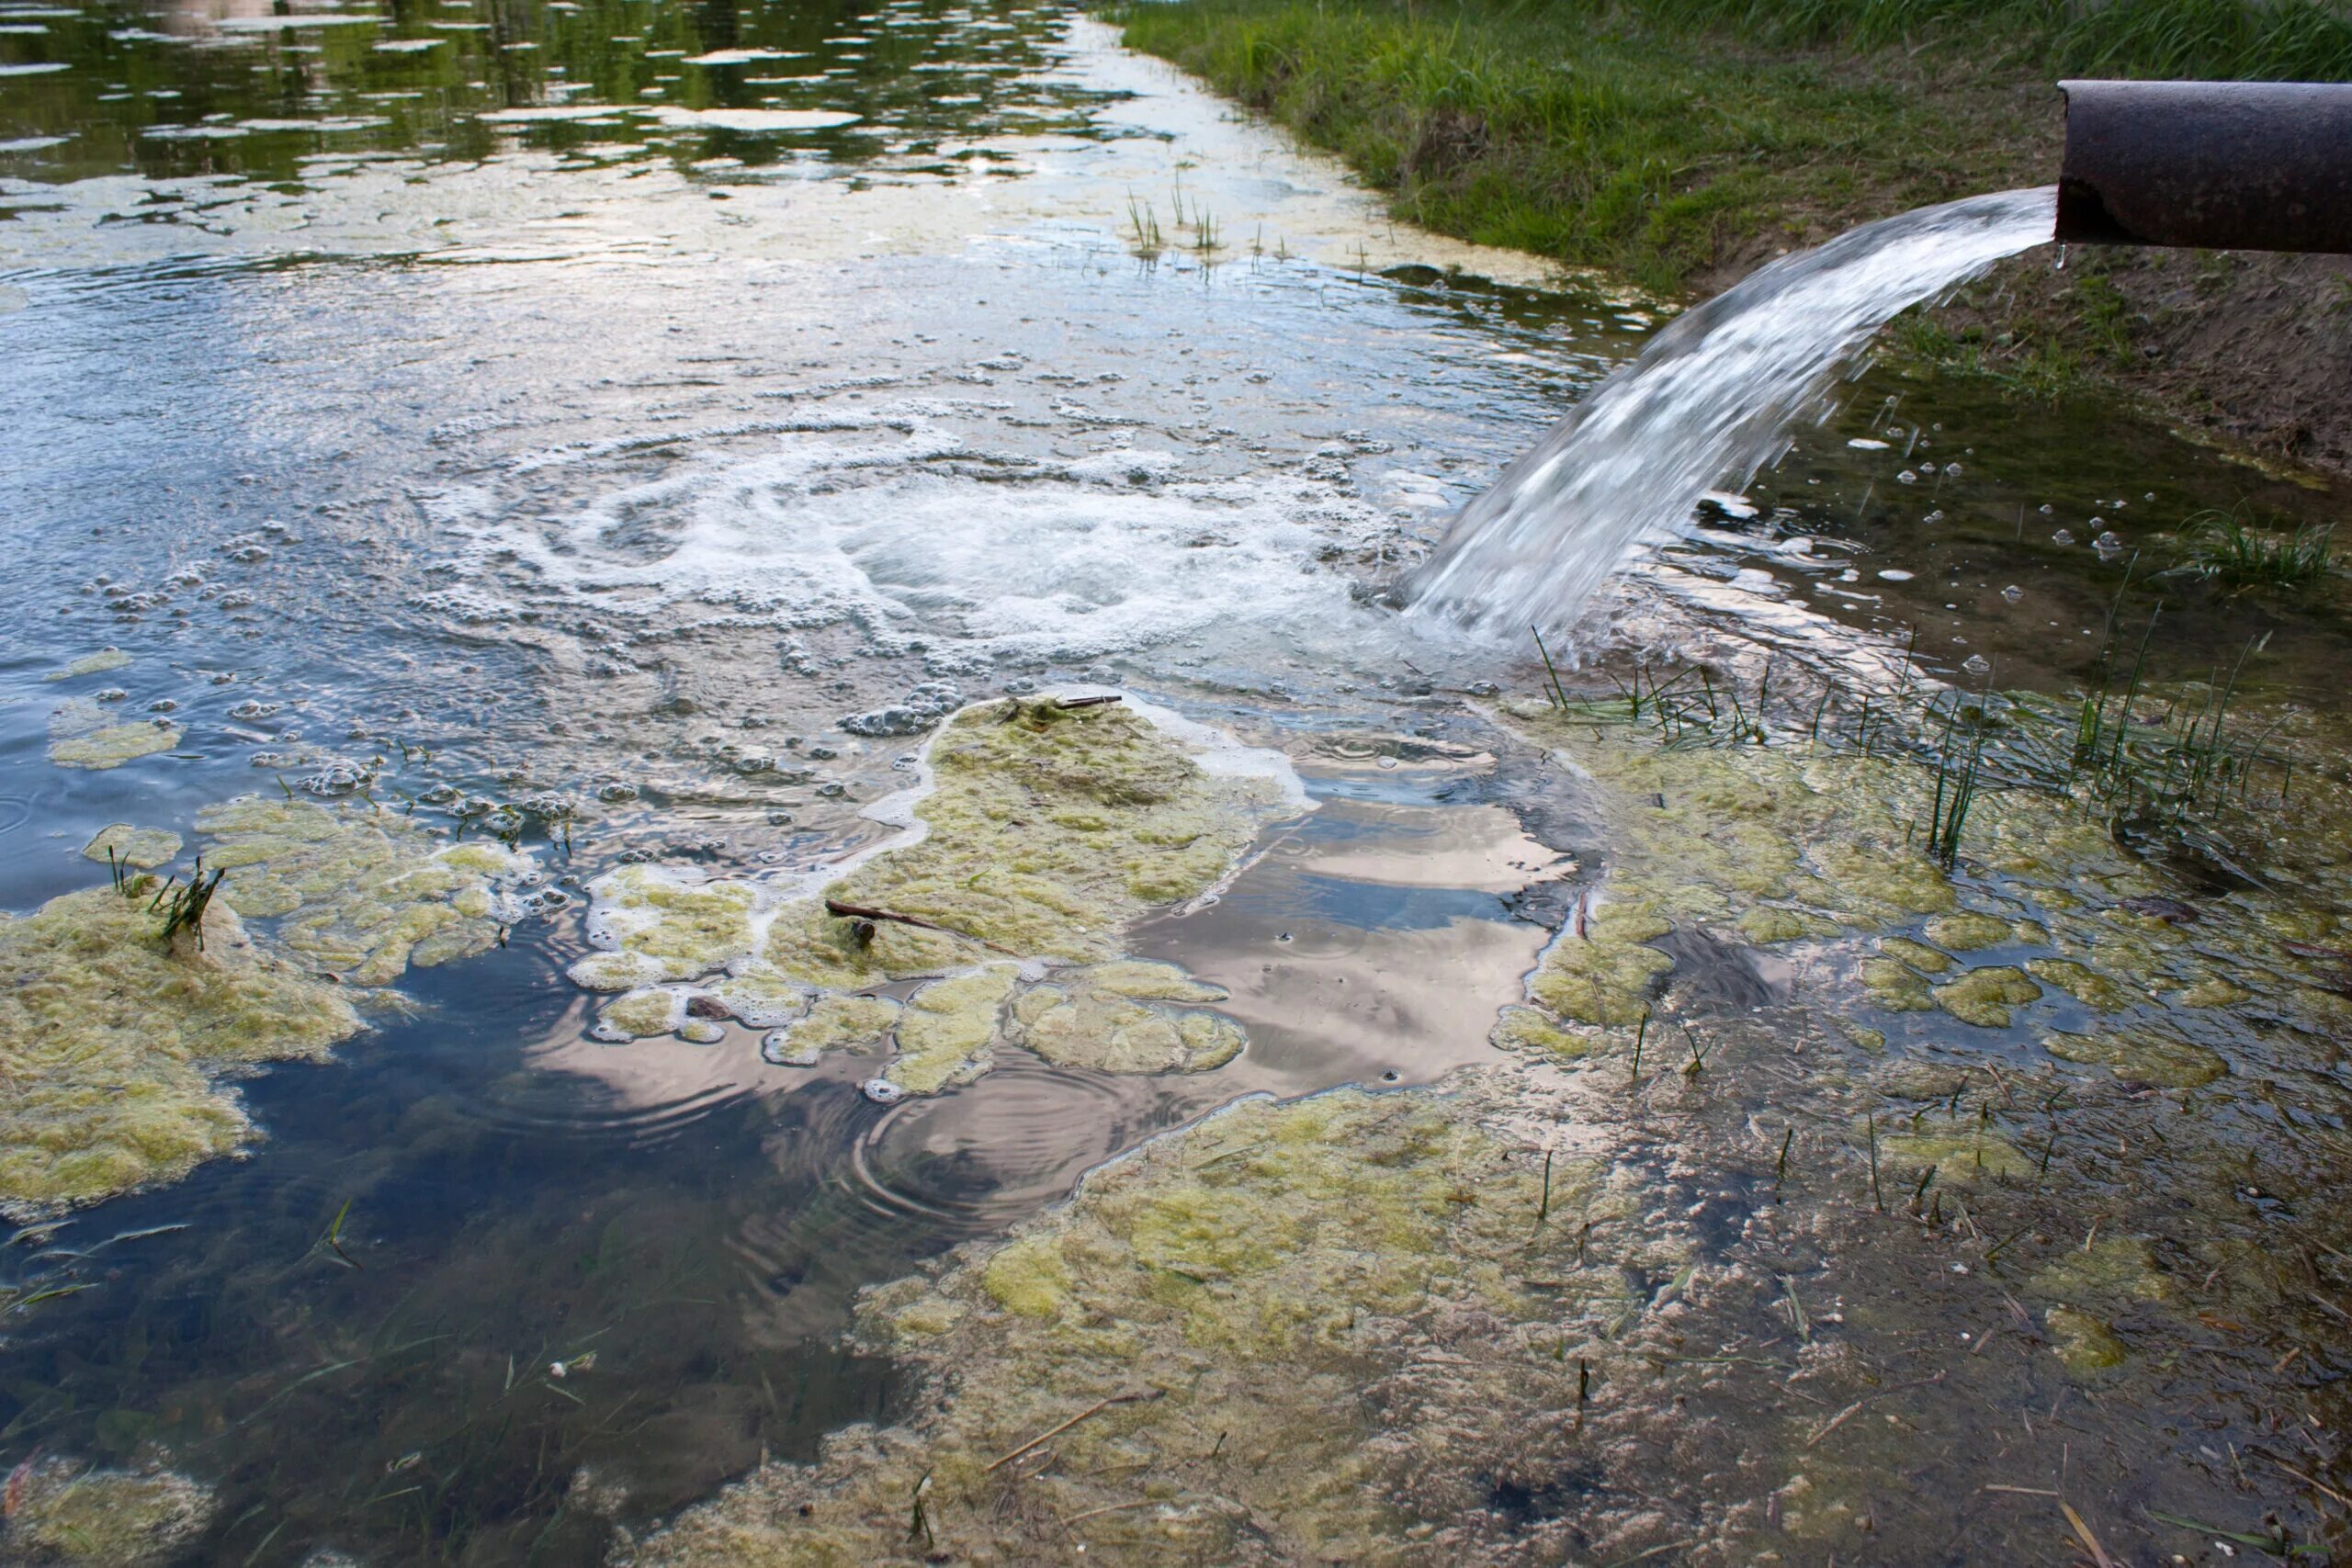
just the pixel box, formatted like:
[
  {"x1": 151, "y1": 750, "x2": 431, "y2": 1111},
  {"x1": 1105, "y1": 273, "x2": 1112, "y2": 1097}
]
[
  {"x1": 0, "y1": 1458, "x2": 215, "y2": 1565},
  {"x1": 628, "y1": 1077, "x2": 1676, "y2": 1565}
]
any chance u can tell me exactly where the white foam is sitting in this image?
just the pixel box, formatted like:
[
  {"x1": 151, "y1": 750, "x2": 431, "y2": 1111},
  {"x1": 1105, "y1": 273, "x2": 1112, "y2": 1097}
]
[
  {"x1": 476, "y1": 105, "x2": 628, "y2": 124},
  {"x1": 444, "y1": 421, "x2": 1370, "y2": 664},
  {"x1": 1116, "y1": 692, "x2": 1311, "y2": 813},
  {"x1": 682, "y1": 48, "x2": 806, "y2": 64},
  {"x1": 650, "y1": 107, "x2": 861, "y2": 133},
  {"x1": 211, "y1": 14, "x2": 382, "y2": 28}
]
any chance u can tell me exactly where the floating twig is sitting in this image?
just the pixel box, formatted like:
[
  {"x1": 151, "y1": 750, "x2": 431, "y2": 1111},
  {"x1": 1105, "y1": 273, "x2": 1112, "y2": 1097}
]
[
  {"x1": 987, "y1": 1391, "x2": 1163, "y2": 1472},
  {"x1": 1867, "y1": 1111, "x2": 1883, "y2": 1212},
  {"x1": 823, "y1": 899, "x2": 1016, "y2": 955},
  {"x1": 2062, "y1": 1500, "x2": 2120, "y2": 1568},
  {"x1": 1804, "y1": 1371, "x2": 1946, "y2": 1447}
]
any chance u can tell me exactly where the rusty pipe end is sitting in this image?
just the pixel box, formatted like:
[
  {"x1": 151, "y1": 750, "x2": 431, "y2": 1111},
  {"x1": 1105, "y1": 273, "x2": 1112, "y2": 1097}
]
[{"x1": 2057, "y1": 79, "x2": 2352, "y2": 254}]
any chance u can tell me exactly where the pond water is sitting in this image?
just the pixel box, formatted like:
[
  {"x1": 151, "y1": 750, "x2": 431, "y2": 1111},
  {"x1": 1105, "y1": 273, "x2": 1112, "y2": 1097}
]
[{"x1": 6, "y1": 2, "x2": 2352, "y2": 1564}]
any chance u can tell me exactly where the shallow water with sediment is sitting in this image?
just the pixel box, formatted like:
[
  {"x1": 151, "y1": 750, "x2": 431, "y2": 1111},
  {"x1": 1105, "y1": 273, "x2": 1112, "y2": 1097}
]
[{"x1": 5, "y1": 2, "x2": 2352, "y2": 1562}]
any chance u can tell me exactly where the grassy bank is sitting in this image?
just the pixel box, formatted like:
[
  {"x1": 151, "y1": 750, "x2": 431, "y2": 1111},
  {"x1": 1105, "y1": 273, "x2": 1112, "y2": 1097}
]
[
  {"x1": 1115, "y1": 0, "x2": 2352, "y2": 293},
  {"x1": 1115, "y1": 0, "x2": 2352, "y2": 468}
]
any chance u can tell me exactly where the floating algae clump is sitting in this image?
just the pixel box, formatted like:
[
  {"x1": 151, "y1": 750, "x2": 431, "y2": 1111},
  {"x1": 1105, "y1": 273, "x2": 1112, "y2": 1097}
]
[
  {"x1": 196, "y1": 795, "x2": 536, "y2": 985},
  {"x1": 46, "y1": 647, "x2": 133, "y2": 681},
  {"x1": 892, "y1": 965, "x2": 1022, "y2": 1093},
  {"x1": 763, "y1": 995, "x2": 900, "y2": 1066},
  {"x1": 1860, "y1": 956, "x2": 1937, "y2": 1012},
  {"x1": 831, "y1": 697, "x2": 1283, "y2": 962},
  {"x1": 48, "y1": 698, "x2": 181, "y2": 770},
  {"x1": 1736, "y1": 907, "x2": 1827, "y2": 945},
  {"x1": 2024, "y1": 957, "x2": 2135, "y2": 1011},
  {"x1": 2043, "y1": 1028, "x2": 2225, "y2": 1088},
  {"x1": 1524, "y1": 897, "x2": 1675, "y2": 1027},
  {"x1": 1879, "y1": 936, "x2": 1953, "y2": 974},
  {"x1": 1491, "y1": 1003, "x2": 1599, "y2": 1059},
  {"x1": 599, "y1": 987, "x2": 688, "y2": 1041},
  {"x1": 0, "y1": 886, "x2": 360, "y2": 1212},
  {"x1": 0, "y1": 1459, "x2": 215, "y2": 1564},
  {"x1": 83, "y1": 824, "x2": 182, "y2": 869},
  {"x1": 571, "y1": 864, "x2": 760, "y2": 991},
  {"x1": 571, "y1": 698, "x2": 1294, "y2": 1092},
  {"x1": 1923, "y1": 911, "x2": 2020, "y2": 952},
  {"x1": 1006, "y1": 961, "x2": 1244, "y2": 1075},
  {"x1": 1930, "y1": 965, "x2": 2043, "y2": 1028},
  {"x1": 628, "y1": 1077, "x2": 1678, "y2": 1566}
]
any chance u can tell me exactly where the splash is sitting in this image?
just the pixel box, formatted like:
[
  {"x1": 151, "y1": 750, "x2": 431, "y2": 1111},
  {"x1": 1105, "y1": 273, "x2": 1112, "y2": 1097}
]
[
  {"x1": 439, "y1": 419, "x2": 1377, "y2": 666},
  {"x1": 1407, "y1": 187, "x2": 2058, "y2": 639}
]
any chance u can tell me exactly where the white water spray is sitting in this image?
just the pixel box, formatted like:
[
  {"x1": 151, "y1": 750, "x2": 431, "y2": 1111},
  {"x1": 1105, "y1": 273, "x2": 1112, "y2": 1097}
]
[{"x1": 1406, "y1": 186, "x2": 2059, "y2": 640}]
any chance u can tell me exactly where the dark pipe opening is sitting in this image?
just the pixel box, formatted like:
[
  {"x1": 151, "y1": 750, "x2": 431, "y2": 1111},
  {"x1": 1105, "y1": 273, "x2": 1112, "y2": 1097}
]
[{"x1": 2057, "y1": 79, "x2": 2352, "y2": 254}]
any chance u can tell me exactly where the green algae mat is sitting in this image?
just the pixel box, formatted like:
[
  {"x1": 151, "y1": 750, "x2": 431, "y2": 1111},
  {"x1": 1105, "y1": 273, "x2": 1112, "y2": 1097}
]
[{"x1": 569, "y1": 697, "x2": 1296, "y2": 1096}]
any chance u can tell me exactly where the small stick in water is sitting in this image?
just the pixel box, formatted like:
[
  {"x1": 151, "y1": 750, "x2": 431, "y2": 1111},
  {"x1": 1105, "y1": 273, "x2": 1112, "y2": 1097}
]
[
  {"x1": 988, "y1": 1390, "x2": 1163, "y2": 1472},
  {"x1": 1867, "y1": 1111, "x2": 1884, "y2": 1212},
  {"x1": 823, "y1": 899, "x2": 1016, "y2": 955}
]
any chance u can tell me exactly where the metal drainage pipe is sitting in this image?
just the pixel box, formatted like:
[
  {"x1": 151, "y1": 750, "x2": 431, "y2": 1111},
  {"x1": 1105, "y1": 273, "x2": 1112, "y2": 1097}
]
[{"x1": 2056, "y1": 78, "x2": 2352, "y2": 253}]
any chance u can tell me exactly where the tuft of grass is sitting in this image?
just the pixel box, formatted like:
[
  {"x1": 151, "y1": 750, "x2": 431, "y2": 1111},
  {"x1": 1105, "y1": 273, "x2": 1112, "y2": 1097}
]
[
  {"x1": 149, "y1": 858, "x2": 227, "y2": 952},
  {"x1": 1125, "y1": 192, "x2": 1165, "y2": 257},
  {"x1": 2166, "y1": 505, "x2": 2337, "y2": 591},
  {"x1": 1922, "y1": 707, "x2": 1988, "y2": 873}
]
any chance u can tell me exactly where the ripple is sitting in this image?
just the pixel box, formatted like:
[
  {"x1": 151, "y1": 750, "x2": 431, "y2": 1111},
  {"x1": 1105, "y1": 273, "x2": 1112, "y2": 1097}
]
[{"x1": 842, "y1": 1055, "x2": 1169, "y2": 1236}]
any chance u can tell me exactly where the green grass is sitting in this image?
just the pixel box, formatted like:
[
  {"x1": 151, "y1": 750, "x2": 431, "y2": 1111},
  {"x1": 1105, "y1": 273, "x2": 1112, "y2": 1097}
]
[
  {"x1": 2166, "y1": 506, "x2": 2339, "y2": 590},
  {"x1": 1114, "y1": 0, "x2": 2352, "y2": 294},
  {"x1": 1620, "y1": 0, "x2": 2352, "y2": 78}
]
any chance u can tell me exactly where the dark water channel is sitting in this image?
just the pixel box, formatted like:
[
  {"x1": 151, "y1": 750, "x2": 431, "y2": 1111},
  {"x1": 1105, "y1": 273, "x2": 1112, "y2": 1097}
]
[{"x1": 5, "y1": 1, "x2": 2352, "y2": 1563}]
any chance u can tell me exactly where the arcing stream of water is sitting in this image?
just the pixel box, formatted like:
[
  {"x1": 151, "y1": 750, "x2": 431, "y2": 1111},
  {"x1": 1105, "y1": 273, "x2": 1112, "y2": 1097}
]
[{"x1": 1408, "y1": 187, "x2": 2061, "y2": 640}]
